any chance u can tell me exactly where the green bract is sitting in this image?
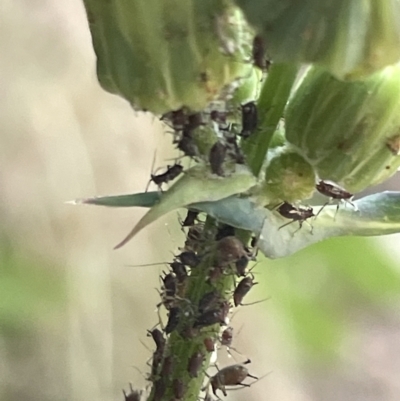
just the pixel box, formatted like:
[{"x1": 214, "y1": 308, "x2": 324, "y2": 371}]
[
  {"x1": 237, "y1": 0, "x2": 400, "y2": 79},
  {"x1": 285, "y1": 65, "x2": 400, "y2": 193},
  {"x1": 256, "y1": 147, "x2": 316, "y2": 205},
  {"x1": 83, "y1": 0, "x2": 253, "y2": 113}
]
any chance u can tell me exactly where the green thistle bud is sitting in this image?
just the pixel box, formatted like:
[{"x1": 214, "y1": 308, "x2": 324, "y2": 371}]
[
  {"x1": 83, "y1": 0, "x2": 253, "y2": 113},
  {"x1": 255, "y1": 147, "x2": 316, "y2": 205},
  {"x1": 285, "y1": 65, "x2": 400, "y2": 193},
  {"x1": 237, "y1": 0, "x2": 400, "y2": 79}
]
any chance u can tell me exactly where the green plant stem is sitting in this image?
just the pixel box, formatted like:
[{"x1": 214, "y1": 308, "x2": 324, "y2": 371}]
[
  {"x1": 242, "y1": 63, "x2": 299, "y2": 176},
  {"x1": 146, "y1": 216, "x2": 238, "y2": 401}
]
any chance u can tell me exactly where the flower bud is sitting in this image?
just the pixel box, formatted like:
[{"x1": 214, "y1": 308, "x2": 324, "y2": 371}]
[{"x1": 285, "y1": 65, "x2": 400, "y2": 193}]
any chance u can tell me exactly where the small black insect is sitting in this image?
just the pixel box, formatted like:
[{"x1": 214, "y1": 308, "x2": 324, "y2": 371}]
[
  {"x1": 150, "y1": 164, "x2": 183, "y2": 189},
  {"x1": 123, "y1": 384, "x2": 142, "y2": 401},
  {"x1": 240, "y1": 102, "x2": 258, "y2": 138},
  {"x1": 204, "y1": 337, "x2": 216, "y2": 353},
  {"x1": 165, "y1": 307, "x2": 181, "y2": 334},
  {"x1": 315, "y1": 180, "x2": 355, "y2": 216},
  {"x1": 177, "y1": 136, "x2": 199, "y2": 158},
  {"x1": 162, "y1": 273, "x2": 177, "y2": 305},
  {"x1": 215, "y1": 236, "x2": 246, "y2": 267},
  {"x1": 182, "y1": 210, "x2": 199, "y2": 227},
  {"x1": 235, "y1": 255, "x2": 249, "y2": 277},
  {"x1": 198, "y1": 290, "x2": 221, "y2": 314},
  {"x1": 177, "y1": 250, "x2": 201, "y2": 268},
  {"x1": 153, "y1": 379, "x2": 166, "y2": 401},
  {"x1": 252, "y1": 35, "x2": 271, "y2": 71},
  {"x1": 147, "y1": 328, "x2": 166, "y2": 351},
  {"x1": 277, "y1": 202, "x2": 315, "y2": 232},
  {"x1": 169, "y1": 261, "x2": 188, "y2": 283},
  {"x1": 194, "y1": 300, "x2": 230, "y2": 328},
  {"x1": 209, "y1": 141, "x2": 227, "y2": 176}
]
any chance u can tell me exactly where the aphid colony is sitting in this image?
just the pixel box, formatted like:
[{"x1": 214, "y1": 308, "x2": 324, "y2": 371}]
[{"x1": 124, "y1": 220, "x2": 263, "y2": 401}]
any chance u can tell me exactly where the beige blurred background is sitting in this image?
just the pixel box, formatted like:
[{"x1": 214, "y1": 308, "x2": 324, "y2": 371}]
[{"x1": 1, "y1": 2, "x2": 400, "y2": 401}]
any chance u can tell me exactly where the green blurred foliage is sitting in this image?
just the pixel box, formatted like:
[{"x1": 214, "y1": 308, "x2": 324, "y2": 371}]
[
  {"x1": 0, "y1": 236, "x2": 66, "y2": 338},
  {"x1": 258, "y1": 235, "x2": 400, "y2": 362}
]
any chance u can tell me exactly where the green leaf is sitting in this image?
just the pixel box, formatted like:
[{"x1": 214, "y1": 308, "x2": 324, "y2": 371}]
[
  {"x1": 258, "y1": 191, "x2": 400, "y2": 258},
  {"x1": 114, "y1": 165, "x2": 257, "y2": 248},
  {"x1": 75, "y1": 191, "x2": 161, "y2": 208}
]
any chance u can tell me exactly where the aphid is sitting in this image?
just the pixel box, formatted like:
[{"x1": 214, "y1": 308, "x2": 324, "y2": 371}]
[
  {"x1": 315, "y1": 180, "x2": 355, "y2": 216},
  {"x1": 277, "y1": 202, "x2": 314, "y2": 232},
  {"x1": 240, "y1": 102, "x2": 258, "y2": 138},
  {"x1": 215, "y1": 224, "x2": 235, "y2": 241},
  {"x1": 252, "y1": 35, "x2": 271, "y2": 71},
  {"x1": 169, "y1": 261, "x2": 188, "y2": 283},
  {"x1": 194, "y1": 300, "x2": 230, "y2": 328},
  {"x1": 210, "y1": 110, "x2": 227, "y2": 125},
  {"x1": 172, "y1": 378, "x2": 185, "y2": 400},
  {"x1": 198, "y1": 290, "x2": 221, "y2": 314},
  {"x1": 233, "y1": 276, "x2": 257, "y2": 307},
  {"x1": 187, "y1": 113, "x2": 203, "y2": 130},
  {"x1": 163, "y1": 108, "x2": 187, "y2": 131},
  {"x1": 162, "y1": 273, "x2": 177, "y2": 299},
  {"x1": 123, "y1": 384, "x2": 142, "y2": 401},
  {"x1": 151, "y1": 164, "x2": 183, "y2": 189},
  {"x1": 210, "y1": 360, "x2": 257, "y2": 397},
  {"x1": 147, "y1": 328, "x2": 166, "y2": 351},
  {"x1": 182, "y1": 210, "x2": 199, "y2": 227},
  {"x1": 177, "y1": 250, "x2": 201, "y2": 268},
  {"x1": 165, "y1": 307, "x2": 181, "y2": 334},
  {"x1": 177, "y1": 136, "x2": 199, "y2": 157},
  {"x1": 209, "y1": 141, "x2": 227, "y2": 176},
  {"x1": 161, "y1": 355, "x2": 174, "y2": 376},
  {"x1": 235, "y1": 255, "x2": 249, "y2": 277},
  {"x1": 153, "y1": 379, "x2": 166, "y2": 401},
  {"x1": 188, "y1": 351, "x2": 205, "y2": 378},
  {"x1": 220, "y1": 327, "x2": 233, "y2": 347},
  {"x1": 204, "y1": 337, "x2": 216, "y2": 353},
  {"x1": 215, "y1": 236, "x2": 246, "y2": 267}
]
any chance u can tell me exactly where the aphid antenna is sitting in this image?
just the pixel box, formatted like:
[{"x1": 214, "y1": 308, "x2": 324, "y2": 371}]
[
  {"x1": 145, "y1": 149, "x2": 158, "y2": 192},
  {"x1": 240, "y1": 296, "x2": 271, "y2": 307},
  {"x1": 227, "y1": 370, "x2": 273, "y2": 391},
  {"x1": 125, "y1": 262, "x2": 167, "y2": 268},
  {"x1": 278, "y1": 219, "x2": 314, "y2": 235}
]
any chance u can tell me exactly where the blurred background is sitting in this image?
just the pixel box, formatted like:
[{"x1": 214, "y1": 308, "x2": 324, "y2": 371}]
[{"x1": 1, "y1": 1, "x2": 400, "y2": 401}]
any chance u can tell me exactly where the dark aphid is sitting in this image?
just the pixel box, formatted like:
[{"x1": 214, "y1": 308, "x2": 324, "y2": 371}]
[
  {"x1": 277, "y1": 202, "x2": 314, "y2": 232},
  {"x1": 188, "y1": 351, "x2": 205, "y2": 378},
  {"x1": 235, "y1": 255, "x2": 249, "y2": 277},
  {"x1": 220, "y1": 327, "x2": 233, "y2": 347},
  {"x1": 315, "y1": 180, "x2": 355, "y2": 217},
  {"x1": 165, "y1": 307, "x2": 181, "y2": 334},
  {"x1": 163, "y1": 108, "x2": 187, "y2": 131},
  {"x1": 210, "y1": 360, "x2": 257, "y2": 397},
  {"x1": 215, "y1": 236, "x2": 246, "y2": 267},
  {"x1": 177, "y1": 250, "x2": 201, "y2": 268},
  {"x1": 215, "y1": 224, "x2": 235, "y2": 241},
  {"x1": 147, "y1": 328, "x2": 166, "y2": 351},
  {"x1": 182, "y1": 210, "x2": 199, "y2": 227},
  {"x1": 161, "y1": 355, "x2": 174, "y2": 376},
  {"x1": 204, "y1": 337, "x2": 216, "y2": 353},
  {"x1": 198, "y1": 290, "x2": 221, "y2": 314},
  {"x1": 207, "y1": 266, "x2": 223, "y2": 284},
  {"x1": 210, "y1": 110, "x2": 227, "y2": 125},
  {"x1": 173, "y1": 378, "x2": 185, "y2": 400},
  {"x1": 240, "y1": 101, "x2": 258, "y2": 138},
  {"x1": 123, "y1": 384, "x2": 142, "y2": 401},
  {"x1": 209, "y1": 141, "x2": 227, "y2": 176},
  {"x1": 162, "y1": 273, "x2": 177, "y2": 299},
  {"x1": 177, "y1": 136, "x2": 199, "y2": 158},
  {"x1": 169, "y1": 261, "x2": 188, "y2": 283},
  {"x1": 153, "y1": 379, "x2": 166, "y2": 401},
  {"x1": 194, "y1": 300, "x2": 230, "y2": 328},
  {"x1": 252, "y1": 35, "x2": 271, "y2": 71},
  {"x1": 225, "y1": 132, "x2": 246, "y2": 165},
  {"x1": 151, "y1": 164, "x2": 183, "y2": 189},
  {"x1": 233, "y1": 276, "x2": 257, "y2": 307},
  {"x1": 187, "y1": 113, "x2": 203, "y2": 130}
]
